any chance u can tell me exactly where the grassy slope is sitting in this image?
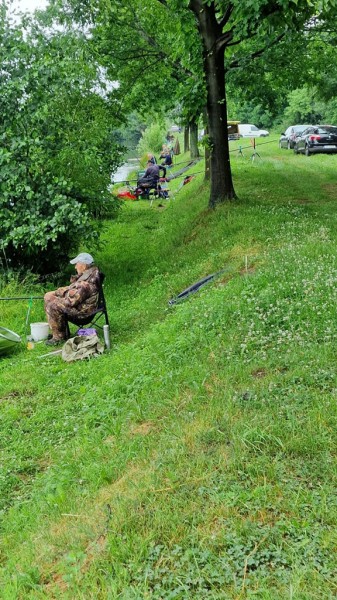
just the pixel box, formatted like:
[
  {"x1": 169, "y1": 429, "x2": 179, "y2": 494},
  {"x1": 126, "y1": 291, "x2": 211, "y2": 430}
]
[{"x1": 1, "y1": 138, "x2": 337, "y2": 598}]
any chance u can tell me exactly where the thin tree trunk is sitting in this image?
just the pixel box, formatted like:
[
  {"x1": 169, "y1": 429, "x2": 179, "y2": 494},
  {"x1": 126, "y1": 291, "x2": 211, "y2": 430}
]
[
  {"x1": 184, "y1": 125, "x2": 190, "y2": 153},
  {"x1": 190, "y1": 117, "x2": 199, "y2": 158},
  {"x1": 203, "y1": 106, "x2": 210, "y2": 181},
  {"x1": 189, "y1": 0, "x2": 236, "y2": 208}
]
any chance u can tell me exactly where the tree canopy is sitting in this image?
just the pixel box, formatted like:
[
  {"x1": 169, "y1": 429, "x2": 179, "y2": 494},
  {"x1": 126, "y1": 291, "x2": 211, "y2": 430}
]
[{"x1": 47, "y1": 0, "x2": 337, "y2": 208}]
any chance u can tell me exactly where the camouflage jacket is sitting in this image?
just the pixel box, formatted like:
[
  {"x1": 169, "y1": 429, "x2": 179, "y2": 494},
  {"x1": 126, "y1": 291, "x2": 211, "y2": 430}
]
[{"x1": 55, "y1": 266, "x2": 100, "y2": 311}]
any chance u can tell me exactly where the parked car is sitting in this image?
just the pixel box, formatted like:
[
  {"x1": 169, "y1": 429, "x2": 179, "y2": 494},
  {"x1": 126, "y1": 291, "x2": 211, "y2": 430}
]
[
  {"x1": 293, "y1": 125, "x2": 337, "y2": 156},
  {"x1": 239, "y1": 124, "x2": 269, "y2": 137},
  {"x1": 227, "y1": 121, "x2": 240, "y2": 141},
  {"x1": 199, "y1": 121, "x2": 241, "y2": 141},
  {"x1": 279, "y1": 125, "x2": 312, "y2": 149}
]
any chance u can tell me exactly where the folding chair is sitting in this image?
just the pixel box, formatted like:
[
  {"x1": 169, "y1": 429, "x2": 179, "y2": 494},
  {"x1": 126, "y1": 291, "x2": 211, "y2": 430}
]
[{"x1": 65, "y1": 271, "x2": 109, "y2": 339}]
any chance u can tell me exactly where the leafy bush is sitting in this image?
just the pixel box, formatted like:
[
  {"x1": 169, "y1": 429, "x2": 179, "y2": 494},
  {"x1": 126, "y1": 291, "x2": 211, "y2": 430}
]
[
  {"x1": 137, "y1": 122, "x2": 168, "y2": 155},
  {"x1": 281, "y1": 88, "x2": 325, "y2": 129},
  {"x1": 0, "y1": 12, "x2": 124, "y2": 273},
  {"x1": 234, "y1": 101, "x2": 274, "y2": 129},
  {"x1": 0, "y1": 174, "x2": 96, "y2": 272}
]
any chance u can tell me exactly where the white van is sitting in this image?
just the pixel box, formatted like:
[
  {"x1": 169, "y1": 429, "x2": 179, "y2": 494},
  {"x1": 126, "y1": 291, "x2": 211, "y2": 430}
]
[{"x1": 239, "y1": 124, "x2": 269, "y2": 138}]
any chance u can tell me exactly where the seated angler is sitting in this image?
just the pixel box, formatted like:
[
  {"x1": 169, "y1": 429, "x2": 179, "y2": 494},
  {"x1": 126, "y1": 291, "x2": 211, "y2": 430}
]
[
  {"x1": 159, "y1": 144, "x2": 168, "y2": 159},
  {"x1": 136, "y1": 161, "x2": 167, "y2": 196},
  {"x1": 147, "y1": 153, "x2": 157, "y2": 164},
  {"x1": 44, "y1": 253, "x2": 100, "y2": 346},
  {"x1": 137, "y1": 160, "x2": 167, "y2": 188},
  {"x1": 143, "y1": 160, "x2": 166, "y2": 180},
  {"x1": 161, "y1": 151, "x2": 172, "y2": 167}
]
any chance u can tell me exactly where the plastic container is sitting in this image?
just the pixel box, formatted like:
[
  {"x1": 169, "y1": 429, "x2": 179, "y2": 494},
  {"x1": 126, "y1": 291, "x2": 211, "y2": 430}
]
[{"x1": 30, "y1": 322, "x2": 49, "y2": 341}]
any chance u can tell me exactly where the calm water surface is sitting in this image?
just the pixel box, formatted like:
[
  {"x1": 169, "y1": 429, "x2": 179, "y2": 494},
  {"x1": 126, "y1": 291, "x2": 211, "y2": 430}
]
[{"x1": 112, "y1": 160, "x2": 142, "y2": 183}]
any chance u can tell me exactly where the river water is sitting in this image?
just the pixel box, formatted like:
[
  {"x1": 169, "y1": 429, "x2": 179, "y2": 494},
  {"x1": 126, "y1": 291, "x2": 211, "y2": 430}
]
[{"x1": 112, "y1": 159, "x2": 142, "y2": 184}]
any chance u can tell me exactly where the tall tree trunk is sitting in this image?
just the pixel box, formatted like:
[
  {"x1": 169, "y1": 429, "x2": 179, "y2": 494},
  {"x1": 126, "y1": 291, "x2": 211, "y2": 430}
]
[
  {"x1": 189, "y1": 0, "x2": 236, "y2": 208},
  {"x1": 190, "y1": 117, "x2": 199, "y2": 158},
  {"x1": 203, "y1": 105, "x2": 210, "y2": 181},
  {"x1": 184, "y1": 125, "x2": 190, "y2": 153}
]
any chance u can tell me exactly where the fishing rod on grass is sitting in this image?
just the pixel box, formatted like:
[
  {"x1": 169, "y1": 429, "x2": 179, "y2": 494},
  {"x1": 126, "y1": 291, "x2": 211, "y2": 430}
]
[
  {"x1": 112, "y1": 169, "x2": 205, "y2": 187},
  {"x1": 169, "y1": 267, "x2": 233, "y2": 305},
  {"x1": 0, "y1": 296, "x2": 44, "y2": 301},
  {"x1": 0, "y1": 296, "x2": 45, "y2": 344}
]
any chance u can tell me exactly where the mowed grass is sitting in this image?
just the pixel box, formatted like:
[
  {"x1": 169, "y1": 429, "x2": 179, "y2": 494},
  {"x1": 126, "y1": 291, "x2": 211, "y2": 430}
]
[{"x1": 1, "y1": 139, "x2": 337, "y2": 598}]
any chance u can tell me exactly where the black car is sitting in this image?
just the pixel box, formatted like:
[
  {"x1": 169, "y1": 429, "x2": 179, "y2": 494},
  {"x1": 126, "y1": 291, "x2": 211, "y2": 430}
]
[
  {"x1": 279, "y1": 125, "x2": 312, "y2": 149},
  {"x1": 294, "y1": 125, "x2": 337, "y2": 156}
]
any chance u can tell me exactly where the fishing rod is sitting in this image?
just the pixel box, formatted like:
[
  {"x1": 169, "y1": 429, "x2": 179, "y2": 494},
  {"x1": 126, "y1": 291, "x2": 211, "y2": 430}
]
[
  {"x1": 0, "y1": 296, "x2": 44, "y2": 301},
  {"x1": 112, "y1": 158, "x2": 201, "y2": 185},
  {"x1": 169, "y1": 158, "x2": 201, "y2": 167},
  {"x1": 123, "y1": 146, "x2": 145, "y2": 169},
  {"x1": 170, "y1": 170, "x2": 204, "y2": 180},
  {"x1": 113, "y1": 169, "x2": 205, "y2": 186},
  {"x1": 129, "y1": 147, "x2": 146, "y2": 169},
  {"x1": 112, "y1": 147, "x2": 146, "y2": 184},
  {"x1": 114, "y1": 139, "x2": 276, "y2": 185},
  {"x1": 113, "y1": 177, "x2": 139, "y2": 184},
  {"x1": 169, "y1": 267, "x2": 233, "y2": 305},
  {"x1": 228, "y1": 138, "x2": 278, "y2": 153}
]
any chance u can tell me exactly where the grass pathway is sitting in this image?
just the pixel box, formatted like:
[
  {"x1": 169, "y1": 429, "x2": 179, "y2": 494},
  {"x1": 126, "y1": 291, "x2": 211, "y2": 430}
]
[{"x1": 1, "y1": 142, "x2": 337, "y2": 598}]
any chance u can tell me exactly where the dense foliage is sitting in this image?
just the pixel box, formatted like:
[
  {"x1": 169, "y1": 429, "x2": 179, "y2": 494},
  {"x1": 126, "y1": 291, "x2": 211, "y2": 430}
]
[
  {"x1": 137, "y1": 122, "x2": 168, "y2": 155},
  {"x1": 226, "y1": 23, "x2": 337, "y2": 131},
  {"x1": 0, "y1": 9, "x2": 124, "y2": 273},
  {"x1": 117, "y1": 113, "x2": 148, "y2": 150}
]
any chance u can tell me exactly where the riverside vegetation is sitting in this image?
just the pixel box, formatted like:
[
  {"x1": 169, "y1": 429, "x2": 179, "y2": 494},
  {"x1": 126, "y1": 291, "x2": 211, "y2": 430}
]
[{"x1": 1, "y1": 138, "x2": 337, "y2": 598}]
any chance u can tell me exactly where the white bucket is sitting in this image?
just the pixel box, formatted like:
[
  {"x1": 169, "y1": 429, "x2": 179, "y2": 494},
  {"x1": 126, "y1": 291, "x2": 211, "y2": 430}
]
[{"x1": 30, "y1": 322, "x2": 50, "y2": 341}]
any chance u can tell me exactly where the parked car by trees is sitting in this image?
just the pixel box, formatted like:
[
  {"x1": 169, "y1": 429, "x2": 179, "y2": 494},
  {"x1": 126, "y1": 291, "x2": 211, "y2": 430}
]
[
  {"x1": 199, "y1": 121, "x2": 240, "y2": 141},
  {"x1": 279, "y1": 125, "x2": 312, "y2": 149},
  {"x1": 239, "y1": 124, "x2": 269, "y2": 138},
  {"x1": 294, "y1": 126, "x2": 337, "y2": 156}
]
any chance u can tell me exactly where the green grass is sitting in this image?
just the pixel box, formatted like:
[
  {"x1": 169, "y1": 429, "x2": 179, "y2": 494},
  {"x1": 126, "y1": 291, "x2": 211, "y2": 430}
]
[{"x1": 1, "y1": 139, "x2": 337, "y2": 598}]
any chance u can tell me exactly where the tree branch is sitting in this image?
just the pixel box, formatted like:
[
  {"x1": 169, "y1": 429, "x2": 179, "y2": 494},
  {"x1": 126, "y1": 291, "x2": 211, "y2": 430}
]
[
  {"x1": 115, "y1": 58, "x2": 164, "y2": 119},
  {"x1": 227, "y1": 32, "x2": 285, "y2": 70},
  {"x1": 126, "y1": 3, "x2": 197, "y2": 79},
  {"x1": 216, "y1": 28, "x2": 234, "y2": 51},
  {"x1": 110, "y1": 52, "x2": 164, "y2": 61},
  {"x1": 218, "y1": 3, "x2": 234, "y2": 29},
  {"x1": 227, "y1": 30, "x2": 258, "y2": 47}
]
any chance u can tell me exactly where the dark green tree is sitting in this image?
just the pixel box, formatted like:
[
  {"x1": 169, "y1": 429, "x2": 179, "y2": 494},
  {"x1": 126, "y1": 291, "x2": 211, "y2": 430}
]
[{"x1": 0, "y1": 7, "x2": 123, "y2": 273}]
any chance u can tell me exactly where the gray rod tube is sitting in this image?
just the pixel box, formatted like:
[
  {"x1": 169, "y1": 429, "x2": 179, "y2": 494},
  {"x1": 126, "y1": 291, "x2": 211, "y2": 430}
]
[{"x1": 103, "y1": 324, "x2": 111, "y2": 350}]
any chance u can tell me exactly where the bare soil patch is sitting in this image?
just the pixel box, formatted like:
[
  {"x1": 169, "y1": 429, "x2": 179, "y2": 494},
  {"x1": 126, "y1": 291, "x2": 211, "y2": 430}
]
[
  {"x1": 130, "y1": 421, "x2": 154, "y2": 436},
  {"x1": 322, "y1": 183, "x2": 337, "y2": 197},
  {"x1": 252, "y1": 368, "x2": 268, "y2": 378}
]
